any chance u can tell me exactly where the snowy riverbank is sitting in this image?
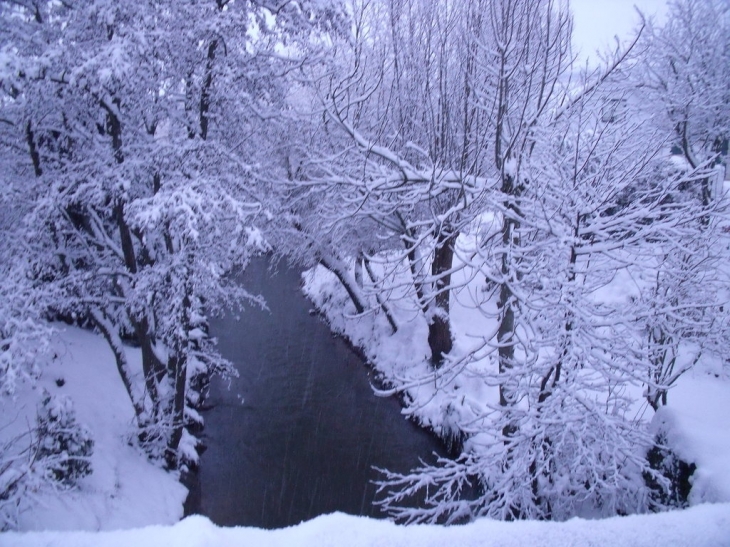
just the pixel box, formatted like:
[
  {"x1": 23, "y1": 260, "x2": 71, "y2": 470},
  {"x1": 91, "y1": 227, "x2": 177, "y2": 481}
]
[
  {"x1": 302, "y1": 245, "x2": 730, "y2": 513},
  {"x1": 0, "y1": 326, "x2": 187, "y2": 531},
  {"x1": 1, "y1": 297, "x2": 729, "y2": 545}
]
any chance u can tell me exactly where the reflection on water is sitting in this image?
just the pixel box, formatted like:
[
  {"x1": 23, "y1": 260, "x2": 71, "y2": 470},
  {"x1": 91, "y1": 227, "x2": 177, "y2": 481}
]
[{"x1": 190, "y1": 258, "x2": 444, "y2": 528}]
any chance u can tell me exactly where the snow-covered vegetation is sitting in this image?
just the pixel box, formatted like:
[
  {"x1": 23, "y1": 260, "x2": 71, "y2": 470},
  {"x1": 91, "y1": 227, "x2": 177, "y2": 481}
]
[
  {"x1": 303, "y1": 214, "x2": 730, "y2": 519},
  {"x1": 288, "y1": 0, "x2": 730, "y2": 524},
  {"x1": 0, "y1": 327, "x2": 186, "y2": 531},
  {"x1": 0, "y1": 0, "x2": 729, "y2": 539}
]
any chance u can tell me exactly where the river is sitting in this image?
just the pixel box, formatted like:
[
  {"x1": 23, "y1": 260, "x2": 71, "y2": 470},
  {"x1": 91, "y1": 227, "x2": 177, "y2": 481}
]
[{"x1": 186, "y1": 258, "x2": 444, "y2": 528}]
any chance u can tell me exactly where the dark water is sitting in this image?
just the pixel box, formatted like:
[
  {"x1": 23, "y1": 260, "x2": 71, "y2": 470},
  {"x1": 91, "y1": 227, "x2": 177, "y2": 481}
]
[{"x1": 188, "y1": 258, "x2": 444, "y2": 528}]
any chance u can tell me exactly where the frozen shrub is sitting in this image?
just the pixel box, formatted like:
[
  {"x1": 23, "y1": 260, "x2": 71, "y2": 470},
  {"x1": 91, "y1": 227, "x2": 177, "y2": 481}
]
[
  {"x1": 36, "y1": 390, "x2": 93, "y2": 485},
  {"x1": 644, "y1": 433, "x2": 696, "y2": 511},
  {"x1": 0, "y1": 431, "x2": 33, "y2": 531}
]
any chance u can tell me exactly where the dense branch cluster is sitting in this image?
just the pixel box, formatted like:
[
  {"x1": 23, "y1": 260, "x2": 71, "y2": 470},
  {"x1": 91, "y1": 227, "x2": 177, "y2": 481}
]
[
  {"x1": 0, "y1": 0, "x2": 345, "y2": 483},
  {"x1": 276, "y1": 0, "x2": 729, "y2": 521}
]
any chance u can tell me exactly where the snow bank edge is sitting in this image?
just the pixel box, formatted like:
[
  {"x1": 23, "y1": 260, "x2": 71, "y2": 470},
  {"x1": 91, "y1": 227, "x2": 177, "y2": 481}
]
[{"x1": 3, "y1": 503, "x2": 729, "y2": 547}]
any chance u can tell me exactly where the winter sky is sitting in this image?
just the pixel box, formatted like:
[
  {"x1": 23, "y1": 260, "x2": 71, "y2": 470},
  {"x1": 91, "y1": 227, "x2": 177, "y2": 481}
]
[{"x1": 571, "y1": 0, "x2": 669, "y2": 63}]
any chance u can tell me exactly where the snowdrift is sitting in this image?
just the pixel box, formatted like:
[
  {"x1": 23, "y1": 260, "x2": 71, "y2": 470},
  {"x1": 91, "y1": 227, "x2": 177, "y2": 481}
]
[{"x1": 4, "y1": 504, "x2": 729, "y2": 547}]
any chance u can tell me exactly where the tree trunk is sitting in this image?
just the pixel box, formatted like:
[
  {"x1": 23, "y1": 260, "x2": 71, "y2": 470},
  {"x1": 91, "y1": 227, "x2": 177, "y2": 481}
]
[
  {"x1": 113, "y1": 201, "x2": 167, "y2": 407},
  {"x1": 166, "y1": 282, "x2": 192, "y2": 469},
  {"x1": 25, "y1": 121, "x2": 42, "y2": 177},
  {"x1": 319, "y1": 254, "x2": 368, "y2": 315},
  {"x1": 363, "y1": 257, "x2": 398, "y2": 334},
  {"x1": 498, "y1": 171, "x2": 519, "y2": 439},
  {"x1": 199, "y1": 40, "x2": 217, "y2": 141},
  {"x1": 396, "y1": 214, "x2": 429, "y2": 312},
  {"x1": 402, "y1": 226, "x2": 427, "y2": 312},
  {"x1": 354, "y1": 253, "x2": 364, "y2": 288},
  {"x1": 428, "y1": 233, "x2": 455, "y2": 367},
  {"x1": 166, "y1": 350, "x2": 187, "y2": 463},
  {"x1": 89, "y1": 309, "x2": 146, "y2": 424}
]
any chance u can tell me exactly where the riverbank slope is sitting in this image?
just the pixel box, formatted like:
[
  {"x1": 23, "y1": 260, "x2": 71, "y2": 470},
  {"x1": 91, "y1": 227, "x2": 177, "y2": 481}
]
[{"x1": 0, "y1": 326, "x2": 186, "y2": 531}]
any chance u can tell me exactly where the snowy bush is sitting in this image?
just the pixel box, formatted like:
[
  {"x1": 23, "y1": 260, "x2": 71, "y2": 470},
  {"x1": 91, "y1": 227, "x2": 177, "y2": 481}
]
[
  {"x1": 0, "y1": 281, "x2": 53, "y2": 397},
  {"x1": 0, "y1": 429, "x2": 36, "y2": 531},
  {"x1": 644, "y1": 433, "x2": 696, "y2": 511},
  {"x1": 0, "y1": 391, "x2": 94, "y2": 531},
  {"x1": 36, "y1": 391, "x2": 93, "y2": 486}
]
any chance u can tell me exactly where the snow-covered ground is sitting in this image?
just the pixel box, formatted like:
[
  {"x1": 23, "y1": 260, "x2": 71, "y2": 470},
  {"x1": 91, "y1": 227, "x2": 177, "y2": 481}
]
[
  {"x1": 0, "y1": 326, "x2": 187, "y2": 531},
  {"x1": 658, "y1": 371, "x2": 730, "y2": 504},
  {"x1": 3, "y1": 503, "x2": 729, "y2": 547}
]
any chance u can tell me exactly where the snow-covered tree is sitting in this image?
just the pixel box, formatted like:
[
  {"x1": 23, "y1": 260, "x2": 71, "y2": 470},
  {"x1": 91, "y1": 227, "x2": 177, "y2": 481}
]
[
  {"x1": 631, "y1": 0, "x2": 730, "y2": 408},
  {"x1": 277, "y1": 0, "x2": 498, "y2": 365},
  {"x1": 0, "y1": 390, "x2": 93, "y2": 530},
  {"x1": 639, "y1": 0, "x2": 730, "y2": 202},
  {"x1": 372, "y1": 0, "x2": 729, "y2": 522},
  {"x1": 35, "y1": 390, "x2": 94, "y2": 485},
  {"x1": 0, "y1": 0, "x2": 347, "y2": 467}
]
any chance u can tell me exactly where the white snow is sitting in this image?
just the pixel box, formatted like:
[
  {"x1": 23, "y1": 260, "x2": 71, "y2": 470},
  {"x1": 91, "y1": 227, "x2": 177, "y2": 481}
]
[
  {"x1": 656, "y1": 364, "x2": 730, "y2": 505},
  {"x1": 3, "y1": 504, "x2": 730, "y2": 547},
  {"x1": 0, "y1": 326, "x2": 187, "y2": 531}
]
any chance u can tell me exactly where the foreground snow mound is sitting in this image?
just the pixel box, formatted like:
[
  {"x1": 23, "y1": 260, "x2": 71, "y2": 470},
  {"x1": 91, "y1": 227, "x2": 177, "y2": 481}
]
[{"x1": 3, "y1": 504, "x2": 730, "y2": 547}]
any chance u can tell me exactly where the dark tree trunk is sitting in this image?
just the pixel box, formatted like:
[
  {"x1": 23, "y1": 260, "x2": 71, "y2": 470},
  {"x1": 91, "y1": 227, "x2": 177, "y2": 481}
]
[
  {"x1": 167, "y1": 283, "x2": 192, "y2": 468},
  {"x1": 25, "y1": 121, "x2": 42, "y2": 177},
  {"x1": 402, "y1": 226, "x2": 427, "y2": 311},
  {"x1": 428, "y1": 231, "x2": 454, "y2": 367},
  {"x1": 199, "y1": 40, "x2": 217, "y2": 141},
  {"x1": 319, "y1": 256, "x2": 367, "y2": 315},
  {"x1": 104, "y1": 104, "x2": 166, "y2": 409},
  {"x1": 354, "y1": 253, "x2": 364, "y2": 288},
  {"x1": 498, "y1": 173, "x2": 519, "y2": 440},
  {"x1": 679, "y1": 120, "x2": 712, "y2": 220},
  {"x1": 101, "y1": 98, "x2": 124, "y2": 164},
  {"x1": 363, "y1": 257, "x2": 398, "y2": 334},
  {"x1": 113, "y1": 201, "x2": 166, "y2": 404},
  {"x1": 396, "y1": 213, "x2": 428, "y2": 312},
  {"x1": 166, "y1": 350, "x2": 188, "y2": 466}
]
